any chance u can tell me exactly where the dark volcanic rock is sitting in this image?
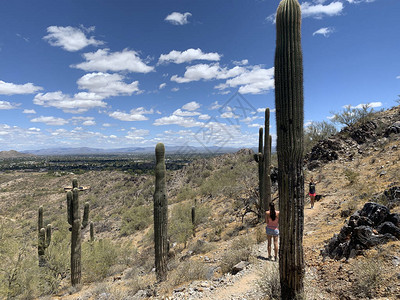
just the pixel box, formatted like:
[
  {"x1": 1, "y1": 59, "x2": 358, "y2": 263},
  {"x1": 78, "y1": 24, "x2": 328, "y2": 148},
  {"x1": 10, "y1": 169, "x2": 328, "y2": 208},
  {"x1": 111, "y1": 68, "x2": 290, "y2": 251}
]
[
  {"x1": 322, "y1": 202, "x2": 400, "y2": 260},
  {"x1": 384, "y1": 121, "x2": 400, "y2": 137},
  {"x1": 347, "y1": 121, "x2": 377, "y2": 144}
]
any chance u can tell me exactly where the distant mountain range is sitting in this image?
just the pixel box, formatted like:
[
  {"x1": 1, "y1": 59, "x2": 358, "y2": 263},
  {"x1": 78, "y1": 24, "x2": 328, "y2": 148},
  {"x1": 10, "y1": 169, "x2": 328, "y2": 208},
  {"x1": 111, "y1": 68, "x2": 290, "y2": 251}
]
[{"x1": 21, "y1": 146, "x2": 245, "y2": 156}]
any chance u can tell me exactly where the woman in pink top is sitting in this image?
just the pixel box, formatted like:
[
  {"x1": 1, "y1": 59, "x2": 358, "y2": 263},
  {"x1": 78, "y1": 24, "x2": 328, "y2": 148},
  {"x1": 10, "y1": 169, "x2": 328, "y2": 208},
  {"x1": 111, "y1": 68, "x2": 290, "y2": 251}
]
[{"x1": 265, "y1": 202, "x2": 279, "y2": 261}]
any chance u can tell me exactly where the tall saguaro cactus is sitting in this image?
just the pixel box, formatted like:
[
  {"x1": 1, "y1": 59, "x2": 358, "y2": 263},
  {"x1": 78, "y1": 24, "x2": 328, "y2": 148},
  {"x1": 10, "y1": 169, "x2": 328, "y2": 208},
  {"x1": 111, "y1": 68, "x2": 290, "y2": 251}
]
[
  {"x1": 274, "y1": 0, "x2": 305, "y2": 298},
  {"x1": 67, "y1": 179, "x2": 90, "y2": 286},
  {"x1": 154, "y1": 143, "x2": 168, "y2": 282},
  {"x1": 38, "y1": 206, "x2": 51, "y2": 267},
  {"x1": 254, "y1": 108, "x2": 272, "y2": 220}
]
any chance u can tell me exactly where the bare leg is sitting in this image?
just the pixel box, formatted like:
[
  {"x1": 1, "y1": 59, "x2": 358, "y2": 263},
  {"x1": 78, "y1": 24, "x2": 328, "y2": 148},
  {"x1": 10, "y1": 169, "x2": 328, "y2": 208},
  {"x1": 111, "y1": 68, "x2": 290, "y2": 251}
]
[
  {"x1": 267, "y1": 235, "x2": 272, "y2": 258},
  {"x1": 273, "y1": 235, "x2": 278, "y2": 260},
  {"x1": 310, "y1": 195, "x2": 315, "y2": 208}
]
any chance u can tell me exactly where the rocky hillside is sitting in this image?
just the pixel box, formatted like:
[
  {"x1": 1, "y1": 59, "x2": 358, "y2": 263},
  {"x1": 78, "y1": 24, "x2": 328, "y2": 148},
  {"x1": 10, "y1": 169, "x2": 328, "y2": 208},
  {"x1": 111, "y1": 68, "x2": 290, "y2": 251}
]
[
  {"x1": 0, "y1": 106, "x2": 399, "y2": 299},
  {"x1": 0, "y1": 150, "x2": 35, "y2": 159}
]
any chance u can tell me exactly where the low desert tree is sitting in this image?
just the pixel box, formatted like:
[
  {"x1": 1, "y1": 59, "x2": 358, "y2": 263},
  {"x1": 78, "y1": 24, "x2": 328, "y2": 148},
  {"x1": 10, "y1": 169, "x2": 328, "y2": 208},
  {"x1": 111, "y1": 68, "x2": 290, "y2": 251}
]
[
  {"x1": 330, "y1": 103, "x2": 375, "y2": 127},
  {"x1": 304, "y1": 121, "x2": 337, "y2": 152}
]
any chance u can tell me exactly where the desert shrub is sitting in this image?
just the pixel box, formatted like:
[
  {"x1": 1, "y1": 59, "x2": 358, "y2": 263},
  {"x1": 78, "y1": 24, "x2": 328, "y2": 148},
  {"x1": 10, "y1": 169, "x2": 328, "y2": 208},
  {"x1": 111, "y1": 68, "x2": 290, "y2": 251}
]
[
  {"x1": 255, "y1": 226, "x2": 267, "y2": 244},
  {"x1": 351, "y1": 258, "x2": 383, "y2": 298},
  {"x1": 189, "y1": 239, "x2": 215, "y2": 255},
  {"x1": 82, "y1": 239, "x2": 119, "y2": 282},
  {"x1": 304, "y1": 121, "x2": 337, "y2": 153},
  {"x1": 219, "y1": 235, "x2": 254, "y2": 274},
  {"x1": 169, "y1": 202, "x2": 194, "y2": 247},
  {"x1": 175, "y1": 185, "x2": 197, "y2": 204},
  {"x1": 257, "y1": 262, "x2": 280, "y2": 299},
  {"x1": 169, "y1": 260, "x2": 208, "y2": 286},
  {"x1": 330, "y1": 104, "x2": 375, "y2": 128},
  {"x1": 344, "y1": 169, "x2": 359, "y2": 185},
  {"x1": 120, "y1": 205, "x2": 152, "y2": 236}
]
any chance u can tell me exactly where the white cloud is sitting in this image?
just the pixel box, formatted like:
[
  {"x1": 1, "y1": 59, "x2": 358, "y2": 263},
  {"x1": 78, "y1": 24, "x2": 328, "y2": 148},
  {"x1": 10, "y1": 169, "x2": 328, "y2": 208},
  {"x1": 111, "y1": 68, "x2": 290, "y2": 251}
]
[
  {"x1": 182, "y1": 101, "x2": 200, "y2": 111},
  {"x1": 43, "y1": 25, "x2": 104, "y2": 52},
  {"x1": 346, "y1": 0, "x2": 376, "y2": 3},
  {"x1": 173, "y1": 109, "x2": 200, "y2": 117},
  {"x1": 158, "y1": 48, "x2": 221, "y2": 64},
  {"x1": 82, "y1": 120, "x2": 96, "y2": 126},
  {"x1": 301, "y1": 2, "x2": 344, "y2": 18},
  {"x1": 153, "y1": 115, "x2": 203, "y2": 127},
  {"x1": 257, "y1": 107, "x2": 276, "y2": 113},
  {"x1": 216, "y1": 66, "x2": 275, "y2": 94},
  {"x1": 31, "y1": 116, "x2": 69, "y2": 126},
  {"x1": 72, "y1": 48, "x2": 154, "y2": 73},
  {"x1": 221, "y1": 111, "x2": 239, "y2": 119},
  {"x1": 266, "y1": 13, "x2": 277, "y2": 24},
  {"x1": 102, "y1": 123, "x2": 112, "y2": 127},
  {"x1": 165, "y1": 12, "x2": 192, "y2": 25},
  {"x1": 351, "y1": 101, "x2": 382, "y2": 109},
  {"x1": 313, "y1": 27, "x2": 335, "y2": 37},
  {"x1": 28, "y1": 127, "x2": 40, "y2": 131},
  {"x1": 210, "y1": 101, "x2": 222, "y2": 110},
  {"x1": 198, "y1": 114, "x2": 211, "y2": 120},
  {"x1": 108, "y1": 107, "x2": 154, "y2": 121},
  {"x1": 396, "y1": 76, "x2": 400, "y2": 79},
  {"x1": 248, "y1": 123, "x2": 263, "y2": 128},
  {"x1": 171, "y1": 63, "x2": 245, "y2": 83},
  {"x1": 159, "y1": 83, "x2": 166, "y2": 89},
  {"x1": 233, "y1": 59, "x2": 249, "y2": 66},
  {"x1": 171, "y1": 87, "x2": 179, "y2": 92},
  {"x1": 23, "y1": 109, "x2": 37, "y2": 114},
  {"x1": 77, "y1": 72, "x2": 141, "y2": 97},
  {"x1": 34, "y1": 91, "x2": 107, "y2": 113},
  {"x1": 126, "y1": 128, "x2": 149, "y2": 140},
  {"x1": 0, "y1": 80, "x2": 42, "y2": 95},
  {"x1": 0, "y1": 101, "x2": 19, "y2": 110}
]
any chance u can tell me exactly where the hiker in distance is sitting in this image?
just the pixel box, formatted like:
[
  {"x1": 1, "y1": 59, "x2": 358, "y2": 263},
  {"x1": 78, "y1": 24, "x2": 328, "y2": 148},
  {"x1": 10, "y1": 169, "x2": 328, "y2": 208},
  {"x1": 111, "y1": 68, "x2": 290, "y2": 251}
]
[
  {"x1": 265, "y1": 202, "x2": 279, "y2": 261},
  {"x1": 309, "y1": 176, "x2": 319, "y2": 209}
]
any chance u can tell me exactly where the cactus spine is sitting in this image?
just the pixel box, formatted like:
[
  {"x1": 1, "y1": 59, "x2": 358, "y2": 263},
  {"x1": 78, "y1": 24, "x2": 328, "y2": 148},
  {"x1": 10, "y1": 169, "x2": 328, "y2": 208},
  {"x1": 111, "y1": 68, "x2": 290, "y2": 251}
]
[
  {"x1": 38, "y1": 206, "x2": 51, "y2": 267},
  {"x1": 154, "y1": 143, "x2": 168, "y2": 282},
  {"x1": 67, "y1": 178, "x2": 90, "y2": 286},
  {"x1": 274, "y1": 0, "x2": 305, "y2": 298},
  {"x1": 254, "y1": 108, "x2": 272, "y2": 220}
]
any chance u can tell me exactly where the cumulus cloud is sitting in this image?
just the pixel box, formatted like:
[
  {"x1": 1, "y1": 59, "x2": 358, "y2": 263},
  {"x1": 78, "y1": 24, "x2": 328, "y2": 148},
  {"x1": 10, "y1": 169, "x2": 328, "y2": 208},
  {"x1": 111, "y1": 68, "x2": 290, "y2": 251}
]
[
  {"x1": 171, "y1": 87, "x2": 179, "y2": 92},
  {"x1": 82, "y1": 120, "x2": 96, "y2": 126},
  {"x1": 77, "y1": 72, "x2": 141, "y2": 97},
  {"x1": 165, "y1": 12, "x2": 192, "y2": 25},
  {"x1": 215, "y1": 66, "x2": 275, "y2": 94},
  {"x1": 159, "y1": 83, "x2": 166, "y2": 89},
  {"x1": 171, "y1": 63, "x2": 245, "y2": 83},
  {"x1": 257, "y1": 107, "x2": 276, "y2": 113},
  {"x1": 23, "y1": 109, "x2": 37, "y2": 114},
  {"x1": 34, "y1": 91, "x2": 107, "y2": 113},
  {"x1": 0, "y1": 80, "x2": 42, "y2": 95},
  {"x1": 72, "y1": 48, "x2": 154, "y2": 73},
  {"x1": 31, "y1": 116, "x2": 69, "y2": 126},
  {"x1": 301, "y1": 2, "x2": 344, "y2": 18},
  {"x1": 43, "y1": 25, "x2": 104, "y2": 52},
  {"x1": 210, "y1": 101, "x2": 222, "y2": 110},
  {"x1": 153, "y1": 115, "x2": 204, "y2": 127},
  {"x1": 126, "y1": 128, "x2": 149, "y2": 140},
  {"x1": 233, "y1": 59, "x2": 249, "y2": 66},
  {"x1": 158, "y1": 48, "x2": 221, "y2": 64},
  {"x1": 313, "y1": 27, "x2": 335, "y2": 37},
  {"x1": 182, "y1": 101, "x2": 200, "y2": 111},
  {"x1": 350, "y1": 101, "x2": 382, "y2": 109},
  {"x1": 198, "y1": 114, "x2": 211, "y2": 120},
  {"x1": 108, "y1": 107, "x2": 154, "y2": 121},
  {"x1": 0, "y1": 101, "x2": 19, "y2": 110}
]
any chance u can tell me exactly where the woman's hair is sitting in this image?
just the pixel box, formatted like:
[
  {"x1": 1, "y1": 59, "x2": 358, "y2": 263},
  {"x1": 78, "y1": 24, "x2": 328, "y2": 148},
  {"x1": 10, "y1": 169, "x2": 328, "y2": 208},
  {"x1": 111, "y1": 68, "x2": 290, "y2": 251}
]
[{"x1": 269, "y1": 202, "x2": 276, "y2": 221}]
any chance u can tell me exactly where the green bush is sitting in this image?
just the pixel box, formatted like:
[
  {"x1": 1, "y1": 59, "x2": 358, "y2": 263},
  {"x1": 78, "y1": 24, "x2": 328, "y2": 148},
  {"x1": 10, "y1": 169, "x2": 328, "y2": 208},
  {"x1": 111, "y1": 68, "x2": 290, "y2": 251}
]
[
  {"x1": 120, "y1": 205, "x2": 152, "y2": 236},
  {"x1": 82, "y1": 239, "x2": 119, "y2": 282},
  {"x1": 330, "y1": 104, "x2": 375, "y2": 128},
  {"x1": 344, "y1": 169, "x2": 359, "y2": 185},
  {"x1": 304, "y1": 121, "x2": 337, "y2": 153},
  {"x1": 175, "y1": 185, "x2": 197, "y2": 204},
  {"x1": 169, "y1": 202, "x2": 194, "y2": 247},
  {"x1": 170, "y1": 260, "x2": 208, "y2": 286}
]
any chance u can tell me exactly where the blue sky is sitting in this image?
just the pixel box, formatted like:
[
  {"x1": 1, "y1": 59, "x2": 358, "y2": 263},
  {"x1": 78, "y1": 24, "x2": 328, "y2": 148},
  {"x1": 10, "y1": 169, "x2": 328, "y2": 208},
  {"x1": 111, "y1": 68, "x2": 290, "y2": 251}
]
[{"x1": 0, "y1": 0, "x2": 399, "y2": 151}]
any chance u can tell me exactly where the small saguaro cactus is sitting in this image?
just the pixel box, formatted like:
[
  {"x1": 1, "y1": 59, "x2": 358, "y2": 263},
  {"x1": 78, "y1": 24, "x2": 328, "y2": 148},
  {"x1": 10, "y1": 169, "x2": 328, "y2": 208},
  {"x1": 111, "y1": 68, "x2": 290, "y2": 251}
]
[
  {"x1": 191, "y1": 206, "x2": 196, "y2": 237},
  {"x1": 153, "y1": 143, "x2": 168, "y2": 282},
  {"x1": 254, "y1": 108, "x2": 272, "y2": 220},
  {"x1": 90, "y1": 221, "x2": 94, "y2": 242},
  {"x1": 274, "y1": 0, "x2": 305, "y2": 298},
  {"x1": 67, "y1": 178, "x2": 90, "y2": 286},
  {"x1": 38, "y1": 206, "x2": 51, "y2": 267}
]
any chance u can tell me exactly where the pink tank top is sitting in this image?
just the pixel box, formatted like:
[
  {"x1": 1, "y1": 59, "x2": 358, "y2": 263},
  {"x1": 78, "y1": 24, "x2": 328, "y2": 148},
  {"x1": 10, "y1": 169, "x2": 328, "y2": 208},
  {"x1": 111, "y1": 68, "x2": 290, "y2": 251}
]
[{"x1": 267, "y1": 213, "x2": 279, "y2": 229}]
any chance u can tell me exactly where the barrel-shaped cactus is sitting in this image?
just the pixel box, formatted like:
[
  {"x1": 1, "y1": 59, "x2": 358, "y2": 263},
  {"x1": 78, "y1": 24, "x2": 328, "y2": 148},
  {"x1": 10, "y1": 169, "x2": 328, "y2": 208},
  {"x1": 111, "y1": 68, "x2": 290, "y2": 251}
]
[
  {"x1": 38, "y1": 206, "x2": 51, "y2": 267},
  {"x1": 67, "y1": 178, "x2": 90, "y2": 286},
  {"x1": 154, "y1": 143, "x2": 168, "y2": 282},
  {"x1": 274, "y1": 0, "x2": 305, "y2": 298}
]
